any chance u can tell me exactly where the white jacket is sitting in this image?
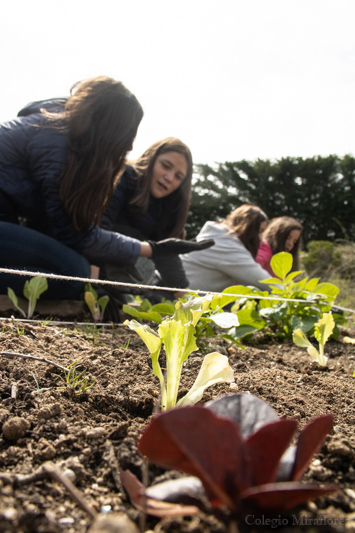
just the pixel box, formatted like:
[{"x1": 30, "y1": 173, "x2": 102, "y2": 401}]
[{"x1": 181, "y1": 221, "x2": 271, "y2": 292}]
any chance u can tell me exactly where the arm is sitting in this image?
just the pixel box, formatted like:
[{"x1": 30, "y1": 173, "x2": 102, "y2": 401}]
[{"x1": 218, "y1": 239, "x2": 272, "y2": 291}]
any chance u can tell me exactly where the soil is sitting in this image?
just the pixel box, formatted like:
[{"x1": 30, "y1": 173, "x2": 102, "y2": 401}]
[{"x1": 1, "y1": 310, "x2": 355, "y2": 533}]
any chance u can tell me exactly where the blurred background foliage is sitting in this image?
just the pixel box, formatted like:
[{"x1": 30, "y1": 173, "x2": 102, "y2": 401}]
[{"x1": 186, "y1": 154, "x2": 355, "y2": 244}]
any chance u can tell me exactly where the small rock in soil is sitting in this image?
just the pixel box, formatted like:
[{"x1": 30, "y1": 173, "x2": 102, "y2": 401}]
[
  {"x1": 88, "y1": 512, "x2": 139, "y2": 533},
  {"x1": 2, "y1": 416, "x2": 30, "y2": 440}
]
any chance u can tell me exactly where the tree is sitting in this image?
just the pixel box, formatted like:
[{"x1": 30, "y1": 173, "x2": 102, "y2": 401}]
[{"x1": 186, "y1": 155, "x2": 355, "y2": 244}]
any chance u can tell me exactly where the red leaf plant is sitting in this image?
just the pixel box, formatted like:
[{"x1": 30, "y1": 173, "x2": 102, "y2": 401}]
[{"x1": 121, "y1": 393, "x2": 338, "y2": 520}]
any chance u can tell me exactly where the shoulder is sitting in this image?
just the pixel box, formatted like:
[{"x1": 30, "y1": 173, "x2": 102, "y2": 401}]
[
  {"x1": 17, "y1": 98, "x2": 67, "y2": 117},
  {"x1": 257, "y1": 241, "x2": 273, "y2": 258}
]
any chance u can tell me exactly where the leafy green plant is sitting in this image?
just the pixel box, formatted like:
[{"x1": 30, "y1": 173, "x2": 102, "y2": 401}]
[
  {"x1": 7, "y1": 276, "x2": 48, "y2": 319},
  {"x1": 226, "y1": 252, "x2": 345, "y2": 342},
  {"x1": 121, "y1": 393, "x2": 337, "y2": 521},
  {"x1": 124, "y1": 294, "x2": 235, "y2": 410},
  {"x1": 293, "y1": 312, "x2": 335, "y2": 366},
  {"x1": 57, "y1": 361, "x2": 96, "y2": 395},
  {"x1": 123, "y1": 292, "x2": 242, "y2": 348},
  {"x1": 84, "y1": 283, "x2": 109, "y2": 322}
]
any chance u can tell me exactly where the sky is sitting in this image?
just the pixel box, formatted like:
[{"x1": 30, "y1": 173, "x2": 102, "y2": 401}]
[{"x1": 0, "y1": 0, "x2": 354, "y2": 166}]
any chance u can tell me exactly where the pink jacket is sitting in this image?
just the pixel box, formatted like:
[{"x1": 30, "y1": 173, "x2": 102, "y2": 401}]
[{"x1": 256, "y1": 241, "x2": 275, "y2": 277}]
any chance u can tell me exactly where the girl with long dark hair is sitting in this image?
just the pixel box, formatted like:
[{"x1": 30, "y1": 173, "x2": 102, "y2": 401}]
[
  {"x1": 181, "y1": 204, "x2": 271, "y2": 292},
  {"x1": 256, "y1": 216, "x2": 303, "y2": 276}
]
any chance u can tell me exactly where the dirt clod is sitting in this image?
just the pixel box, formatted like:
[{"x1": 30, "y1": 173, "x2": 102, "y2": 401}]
[{"x1": 2, "y1": 416, "x2": 30, "y2": 440}]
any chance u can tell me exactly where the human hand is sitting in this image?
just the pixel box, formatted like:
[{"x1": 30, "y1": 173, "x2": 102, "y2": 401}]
[{"x1": 148, "y1": 238, "x2": 214, "y2": 259}]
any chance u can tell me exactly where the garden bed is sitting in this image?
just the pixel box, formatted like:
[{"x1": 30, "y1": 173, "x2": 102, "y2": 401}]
[{"x1": 0, "y1": 315, "x2": 355, "y2": 532}]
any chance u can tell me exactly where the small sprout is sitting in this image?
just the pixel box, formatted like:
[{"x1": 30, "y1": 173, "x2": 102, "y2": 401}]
[
  {"x1": 24, "y1": 276, "x2": 48, "y2": 318},
  {"x1": 293, "y1": 312, "x2": 335, "y2": 366},
  {"x1": 57, "y1": 361, "x2": 96, "y2": 395},
  {"x1": 84, "y1": 283, "x2": 109, "y2": 322},
  {"x1": 30, "y1": 371, "x2": 52, "y2": 394},
  {"x1": 8, "y1": 276, "x2": 48, "y2": 319}
]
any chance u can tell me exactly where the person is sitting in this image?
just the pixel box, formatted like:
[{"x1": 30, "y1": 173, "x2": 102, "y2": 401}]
[
  {"x1": 256, "y1": 216, "x2": 303, "y2": 276},
  {"x1": 181, "y1": 204, "x2": 272, "y2": 292},
  {"x1": 0, "y1": 77, "x2": 211, "y2": 302},
  {"x1": 98, "y1": 137, "x2": 213, "y2": 302}
]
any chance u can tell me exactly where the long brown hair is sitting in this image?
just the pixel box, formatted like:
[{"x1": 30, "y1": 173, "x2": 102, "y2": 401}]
[
  {"x1": 129, "y1": 137, "x2": 193, "y2": 238},
  {"x1": 223, "y1": 204, "x2": 268, "y2": 258},
  {"x1": 262, "y1": 216, "x2": 303, "y2": 269},
  {"x1": 58, "y1": 77, "x2": 143, "y2": 231}
]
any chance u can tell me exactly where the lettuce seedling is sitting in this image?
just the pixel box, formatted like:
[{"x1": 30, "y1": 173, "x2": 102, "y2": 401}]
[
  {"x1": 121, "y1": 393, "x2": 337, "y2": 520},
  {"x1": 8, "y1": 276, "x2": 48, "y2": 319},
  {"x1": 84, "y1": 283, "x2": 109, "y2": 322},
  {"x1": 124, "y1": 294, "x2": 235, "y2": 410},
  {"x1": 293, "y1": 312, "x2": 335, "y2": 366}
]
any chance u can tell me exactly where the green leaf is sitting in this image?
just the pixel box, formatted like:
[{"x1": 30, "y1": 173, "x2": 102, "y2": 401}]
[
  {"x1": 122, "y1": 304, "x2": 162, "y2": 324},
  {"x1": 7, "y1": 287, "x2": 26, "y2": 317},
  {"x1": 210, "y1": 285, "x2": 257, "y2": 311},
  {"x1": 285, "y1": 271, "x2": 304, "y2": 283},
  {"x1": 313, "y1": 283, "x2": 339, "y2": 301},
  {"x1": 259, "y1": 303, "x2": 288, "y2": 321},
  {"x1": 177, "y1": 352, "x2": 234, "y2": 406},
  {"x1": 97, "y1": 295, "x2": 109, "y2": 318},
  {"x1": 85, "y1": 283, "x2": 98, "y2": 300},
  {"x1": 229, "y1": 324, "x2": 258, "y2": 339},
  {"x1": 293, "y1": 328, "x2": 314, "y2": 349},
  {"x1": 174, "y1": 294, "x2": 214, "y2": 326},
  {"x1": 314, "y1": 313, "x2": 335, "y2": 348},
  {"x1": 260, "y1": 277, "x2": 283, "y2": 285},
  {"x1": 236, "y1": 308, "x2": 266, "y2": 329},
  {"x1": 290, "y1": 314, "x2": 317, "y2": 334},
  {"x1": 221, "y1": 333, "x2": 245, "y2": 348},
  {"x1": 85, "y1": 292, "x2": 99, "y2": 321},
  {"x1": 305, "y1": 278, "x2": 320, "y2": 291},
  {"x1": 159, "y1": 319, "x2": 197, "y2": 408},
  {"x1": 270, "y1": 252, "x2": 293, "y2": 280},
  {"x1": 124, "y1": 319, "x2": 166, "y2": 406},
  {"x1": 209, "y1": 312, "x2": 239, "y2": 329},
  {"x1": 23, "y1": 276, "x2": 48, "y2": 318},
  {"x1": 151, "y1": 303, "x2": 175, "y2": 316}
]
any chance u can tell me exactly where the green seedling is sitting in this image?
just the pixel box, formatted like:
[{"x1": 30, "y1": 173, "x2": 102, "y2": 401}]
[
  {"x1": 57, "y1": 361, "x2": 96, "y2": 395},
  {"x1": 125, "y1": 294, "x2": 235, "y2": 410},
  {"x1": 30, "y1": 372, "x2": 52, "y2": 394},
  {"x1": 293, "y1": 312, "x2": 335, "y2": 366},
  {"x1": 84, "y1": 283, "x2": 109, "y2": 322},
  {"x1": 8, "y1": 276, "x2": 48, "y2": 319}
]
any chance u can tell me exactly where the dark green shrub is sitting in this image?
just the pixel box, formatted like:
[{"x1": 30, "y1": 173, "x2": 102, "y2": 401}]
[{"x1": 302, "y1": 241, "x2": 342, "y2": 276}]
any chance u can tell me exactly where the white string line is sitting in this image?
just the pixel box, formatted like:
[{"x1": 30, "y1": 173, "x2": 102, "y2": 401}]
[{"x1": 0, "y1": 267, "x2": 353, "y2": 312}]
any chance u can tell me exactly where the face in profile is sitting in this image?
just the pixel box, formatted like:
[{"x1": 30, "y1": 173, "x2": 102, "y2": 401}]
[
  {"x1": 259, "y1": 220, "x2": 268, "y2": 235},
  {"x1": 150, "y1": 151, "x2": 187, "y2": 199},
  {"x1": 285, "y1": 229, "x2": 301, "y2": 252}
]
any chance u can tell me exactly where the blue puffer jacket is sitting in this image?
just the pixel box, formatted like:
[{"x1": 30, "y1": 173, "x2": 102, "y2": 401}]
[{"x1": 0, "y1": 100, "x2": 141, "y2": 266}]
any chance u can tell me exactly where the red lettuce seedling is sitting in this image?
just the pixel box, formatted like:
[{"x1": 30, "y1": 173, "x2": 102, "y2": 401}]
[{"x1": 121, "y1": 394, "x2": 337, "y2": 519}]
